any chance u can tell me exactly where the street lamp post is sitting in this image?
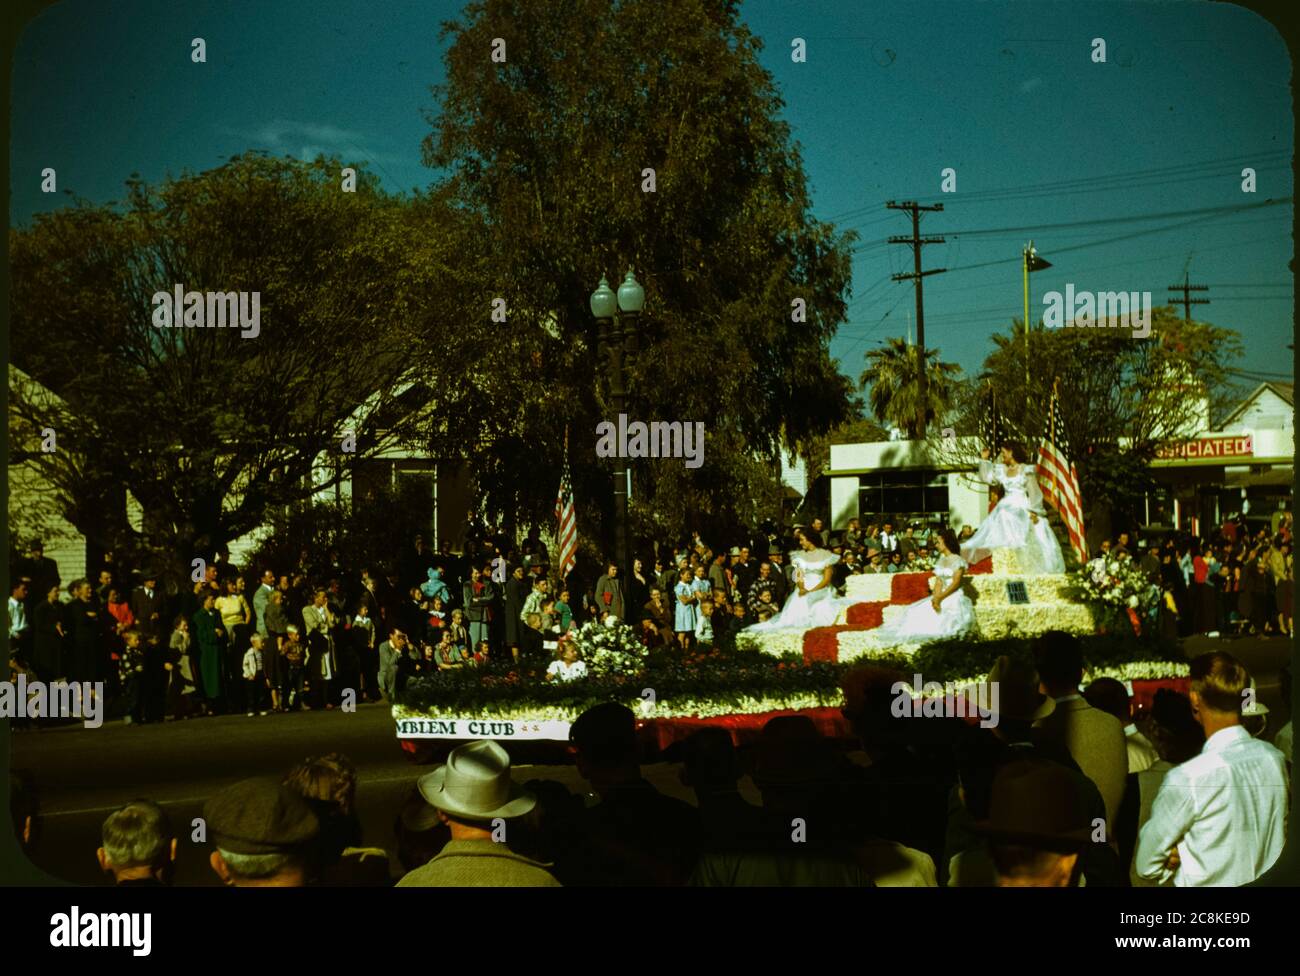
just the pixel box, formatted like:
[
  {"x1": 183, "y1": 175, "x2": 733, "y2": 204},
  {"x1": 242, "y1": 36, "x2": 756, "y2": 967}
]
[{"x1": 591, "y1": 271, "x2": 644, "y2": 586}]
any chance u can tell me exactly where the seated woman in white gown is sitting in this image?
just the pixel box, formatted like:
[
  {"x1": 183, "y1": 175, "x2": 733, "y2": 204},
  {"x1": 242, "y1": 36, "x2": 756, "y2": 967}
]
[
  {"x1": 744, "y1": 529, "x2": 854, "y2": 633},
  {"x1": 960, "y1": 442, "x2": 1066, "y2": 575},
  {"x1": 873, "y1": 528, "x2": 977, "y2": 644}
]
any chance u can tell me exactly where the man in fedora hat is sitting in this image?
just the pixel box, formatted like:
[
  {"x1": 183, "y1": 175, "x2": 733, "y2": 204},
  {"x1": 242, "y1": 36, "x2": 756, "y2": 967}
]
[
  {"x1": 204, "y1": 777, "x2": 320, "y2": 887},
  {"x1": 397, "y1": 740, "x2": 559, "y2": 887},
  {"x1": 975, "y1": 759, "x2": 1094, "y2": 886},
  {"x1": 130, "y1": 568, "x2": 168, "y2": 723}
]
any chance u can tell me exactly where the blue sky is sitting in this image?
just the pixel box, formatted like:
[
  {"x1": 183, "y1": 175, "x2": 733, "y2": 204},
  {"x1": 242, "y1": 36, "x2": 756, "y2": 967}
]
[{"x1": 10, "y1": 0, "x2": 1294, "y2": 391}]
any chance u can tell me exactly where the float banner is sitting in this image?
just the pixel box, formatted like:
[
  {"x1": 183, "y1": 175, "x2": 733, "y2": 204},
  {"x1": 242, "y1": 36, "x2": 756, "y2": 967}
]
[{"x1": 395, "y1": 717, "x2": 572, "y2": 740}]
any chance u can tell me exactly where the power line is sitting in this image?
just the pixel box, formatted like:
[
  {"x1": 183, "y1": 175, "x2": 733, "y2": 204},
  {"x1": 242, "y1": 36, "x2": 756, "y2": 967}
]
[
  {"x1": 826, "y1": 149, "x2": 1289, "y2": 222},
  {"x1": 848, "y1": 196, "x2": 1290, "y2": 253}
]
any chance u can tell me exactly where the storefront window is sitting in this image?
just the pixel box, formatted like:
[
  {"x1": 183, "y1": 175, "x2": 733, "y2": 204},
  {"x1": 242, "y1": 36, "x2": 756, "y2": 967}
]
[{"x1": 858, "y1": 471, "x2": 950, "y2": 523}]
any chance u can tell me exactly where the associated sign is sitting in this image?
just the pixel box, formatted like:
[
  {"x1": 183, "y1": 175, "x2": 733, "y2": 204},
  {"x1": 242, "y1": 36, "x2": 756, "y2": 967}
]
[
  {"x1": 395, "y1": 717, "x2": 571, "y2": 740},
  {"x1": 1155, "y1": 435, "x2": 1253, "y2": 461}
]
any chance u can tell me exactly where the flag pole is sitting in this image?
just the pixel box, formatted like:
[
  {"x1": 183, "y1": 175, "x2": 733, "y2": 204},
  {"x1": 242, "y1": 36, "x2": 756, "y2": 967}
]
[
  {"x1": 1048, "y1": 377, "x2": 1060, "y2": 497},
  {"x1": 1023, "y1": 243, "x2": 1031, "y2": 390}
]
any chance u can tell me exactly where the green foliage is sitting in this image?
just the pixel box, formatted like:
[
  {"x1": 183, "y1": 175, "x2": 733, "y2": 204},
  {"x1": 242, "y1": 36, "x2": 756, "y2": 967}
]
[
  {"x1": 8, "y1": 153, "x2": 475, "y2": 574},
  {"x1": 962, "y1": 309, "x2": 1243, "y2": 532},
  {"x1": 859, "y1": 336, "x2": 962, "y2": 438},
  {"x1": 424, "y1": 0, "x2": 858, "y2": 545}
]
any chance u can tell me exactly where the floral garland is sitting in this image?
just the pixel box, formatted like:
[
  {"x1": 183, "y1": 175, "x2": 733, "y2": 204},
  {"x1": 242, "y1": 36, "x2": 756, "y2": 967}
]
[
  {"x1": 1072, "y1": 556, "x2": 1160, "y2": 612},
  {"x1": 570, "y1": 617, "x2": 649, "y2": 678},
  {"x1": 394, "y1": 632, "x2": 1186, "y2": 722}
]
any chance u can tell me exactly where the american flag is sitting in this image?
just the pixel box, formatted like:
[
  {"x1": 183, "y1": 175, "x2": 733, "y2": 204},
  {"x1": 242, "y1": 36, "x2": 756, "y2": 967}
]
[
  {"x1": 554, "y1": 433, "x2": 578, "y2": 580},
  {"x1": 1037, "y1": 382, "x2": 1088, "y2": 563}
]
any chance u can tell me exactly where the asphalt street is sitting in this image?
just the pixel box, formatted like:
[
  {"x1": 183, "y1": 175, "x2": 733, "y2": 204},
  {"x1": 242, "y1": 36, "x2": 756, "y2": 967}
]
[
  {"x1": 5, "y1": 700, "x2": 708, "y2": 886},
  {"x1": 5, "y1": 633, "x2": 1293, "y2": 887}
]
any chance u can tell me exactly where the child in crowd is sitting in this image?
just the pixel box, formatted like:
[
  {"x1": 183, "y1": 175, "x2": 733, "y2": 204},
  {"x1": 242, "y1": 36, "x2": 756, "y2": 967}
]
[
  {"x1": 539, "y1": 598, "x2": 559, "y2": 635},
  {"x1": 436, "y1": 630, "x2": 467, "y2": 670},
  {"x1": 282, "y1": 625, "x2": 306, "y2": 711},
  {"x1": 470, "y1": 640, "x2": 491, "y2": 667},
  {"x1": 447, "y1": 608, "x2": 469, "y2": 653},
  {"x1": 521, "y1": 612, "x2": 545, "y2": 658},
  {"x1": 546, "y1": 640, "x2": 587, "y2": 682},
  {"x1": 555, "y1": 589, "x2": 574, "y2": 633},
  {"x1": 416, "y1": 641, "x2": 439, "y2": 677},
  {"x1": 118, "y1": 628, "x2": 145, "y2": 725},
  {"x1": 167, "y1": 615, "x2": 198, "y2": 720},
  {"x1": 353, "y1": 601, "x2": 375, "y2": 651},
  {"x1": 749, "y1": 587, "x2": 777, "y2": 618},
  {"x1": 694, "y1": 599, "x2": 715, "y2": 650},
  {"x1": 674, "y1": 567, "x2": 697, "y2": 651},
  {"x1": 426, "y1": 595, "x2": 447, "y2": 635},
  {"x1": 243, "y1": 633, "x2": 271, "y2": 716},
  {"x1": 692, "y1": 564, "x2": 712, "y2": 610}
]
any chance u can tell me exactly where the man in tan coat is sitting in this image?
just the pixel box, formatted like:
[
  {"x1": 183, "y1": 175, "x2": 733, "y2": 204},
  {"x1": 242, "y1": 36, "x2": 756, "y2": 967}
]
[
  {"x1": 397, "y1": 740, "x2": 560, "y2": 887},
  {"x1": 1032, "y1": 631, "x2": 1128, "y2": 837}
]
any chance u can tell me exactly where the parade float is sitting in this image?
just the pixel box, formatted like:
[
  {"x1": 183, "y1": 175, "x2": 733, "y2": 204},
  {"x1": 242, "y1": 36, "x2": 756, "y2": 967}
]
[{"x1": 392, "y1": 549, "x2": 1189, "y2": 760}]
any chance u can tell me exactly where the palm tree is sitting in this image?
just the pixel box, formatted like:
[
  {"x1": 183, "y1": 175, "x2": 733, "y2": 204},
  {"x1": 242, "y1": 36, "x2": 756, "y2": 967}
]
[{"x1": 859, "y1": 337, "x2": 961, "y2": 439}]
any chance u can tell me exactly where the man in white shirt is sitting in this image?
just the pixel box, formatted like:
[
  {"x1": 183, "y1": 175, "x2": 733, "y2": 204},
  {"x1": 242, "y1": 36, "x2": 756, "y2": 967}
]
[
  {"x1": 1136, "y1": 651, "x2": 1288, "y2": 887},
  {"x1": 8, "y1": 579, "x2": 30, "y2": 652},
  {"x1": 878, "y1": 521, "x2": 899, "y2": 554}
]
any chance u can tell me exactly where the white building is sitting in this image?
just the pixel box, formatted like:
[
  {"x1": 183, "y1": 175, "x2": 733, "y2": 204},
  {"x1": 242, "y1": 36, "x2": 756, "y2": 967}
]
[
  {"x1": 1147, "y1": 381, "x2": 1293, "y2": 535},
  {"x1": 828, "y1": 436, "x2": 987, "y2": 531},
  {"x1": 827, "y1": 382, "x2": 1293, "y2": 536}
]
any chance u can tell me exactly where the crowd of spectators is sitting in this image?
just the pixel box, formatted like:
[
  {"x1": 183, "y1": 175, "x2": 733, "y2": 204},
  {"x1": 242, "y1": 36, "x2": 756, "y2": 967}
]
[
  {"x1": 7, "y1": 508, "x2": 1293, "y2": 724},
  {"x1": 9, "y1": 638, "x2": 1290, "y2": 887},
  {"x1": 1129, "y1": 515, "x2": 1294, "y2": 639}
]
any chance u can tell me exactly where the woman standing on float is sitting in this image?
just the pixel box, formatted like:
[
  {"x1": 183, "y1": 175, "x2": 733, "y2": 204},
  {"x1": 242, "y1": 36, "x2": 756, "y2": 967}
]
[{"x1": 960, "y1": 441, "x2": 1066, "y2": 574}]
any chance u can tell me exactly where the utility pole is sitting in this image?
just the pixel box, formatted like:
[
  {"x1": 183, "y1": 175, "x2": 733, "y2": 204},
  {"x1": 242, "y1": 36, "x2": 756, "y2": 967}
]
[
  {"x1": 887, "y1": 201, "x2": 946, "y2": 437},
  {"x1": 1168, "y1": 272, "x2": 1210, "y2": 322}
]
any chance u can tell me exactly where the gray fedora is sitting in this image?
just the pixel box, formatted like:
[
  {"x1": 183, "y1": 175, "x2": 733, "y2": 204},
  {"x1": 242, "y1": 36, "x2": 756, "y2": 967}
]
[{"x1": 417, "y1": 741, "x2": 535, "y2": 821}]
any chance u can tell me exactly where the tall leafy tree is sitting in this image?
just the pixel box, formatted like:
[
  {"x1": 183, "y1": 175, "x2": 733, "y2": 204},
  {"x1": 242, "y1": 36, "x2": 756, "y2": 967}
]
[
  {"x1": 8, "y1": 153, "x2": 475, "y2": 581},
  {"x1": 422, "y1": 0, "x2": 857, "y2": 546},
  {"x1": 859, "y1": 336, "x2": 962, "y2": 439},
  {"x1": 970, "y1": 309, "x2": 1243, "y2": 537}
]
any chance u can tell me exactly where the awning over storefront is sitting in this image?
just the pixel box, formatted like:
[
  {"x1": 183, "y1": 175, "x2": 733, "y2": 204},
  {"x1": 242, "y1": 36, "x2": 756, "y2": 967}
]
[{"x1": 1223, "y1": 467, "x2": 1294, "y2": 488}]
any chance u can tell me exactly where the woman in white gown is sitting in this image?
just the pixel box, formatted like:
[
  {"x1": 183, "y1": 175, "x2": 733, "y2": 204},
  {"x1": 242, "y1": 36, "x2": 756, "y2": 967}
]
[
  {"x1": 744, "y1": 529, "x2": 854, "y2": 633},
  {"x1": 873, "y1": 528, "x2": 977, "y2": 644},
  {"x1": 960, "y1": 442, "x2": 1066, "y2": 575}
]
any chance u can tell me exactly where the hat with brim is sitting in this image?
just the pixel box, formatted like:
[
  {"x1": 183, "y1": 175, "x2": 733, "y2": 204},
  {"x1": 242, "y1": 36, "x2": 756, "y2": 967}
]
[
  {"x1": 417, "y1": 740, "x2": 535, "y2": 821},
  {"x1": 973, "y1": 759, "x2": 1093, "y2": 853},
  {"x1": 966, "y1": 656, "x2": 1056, "y2": 723}
]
